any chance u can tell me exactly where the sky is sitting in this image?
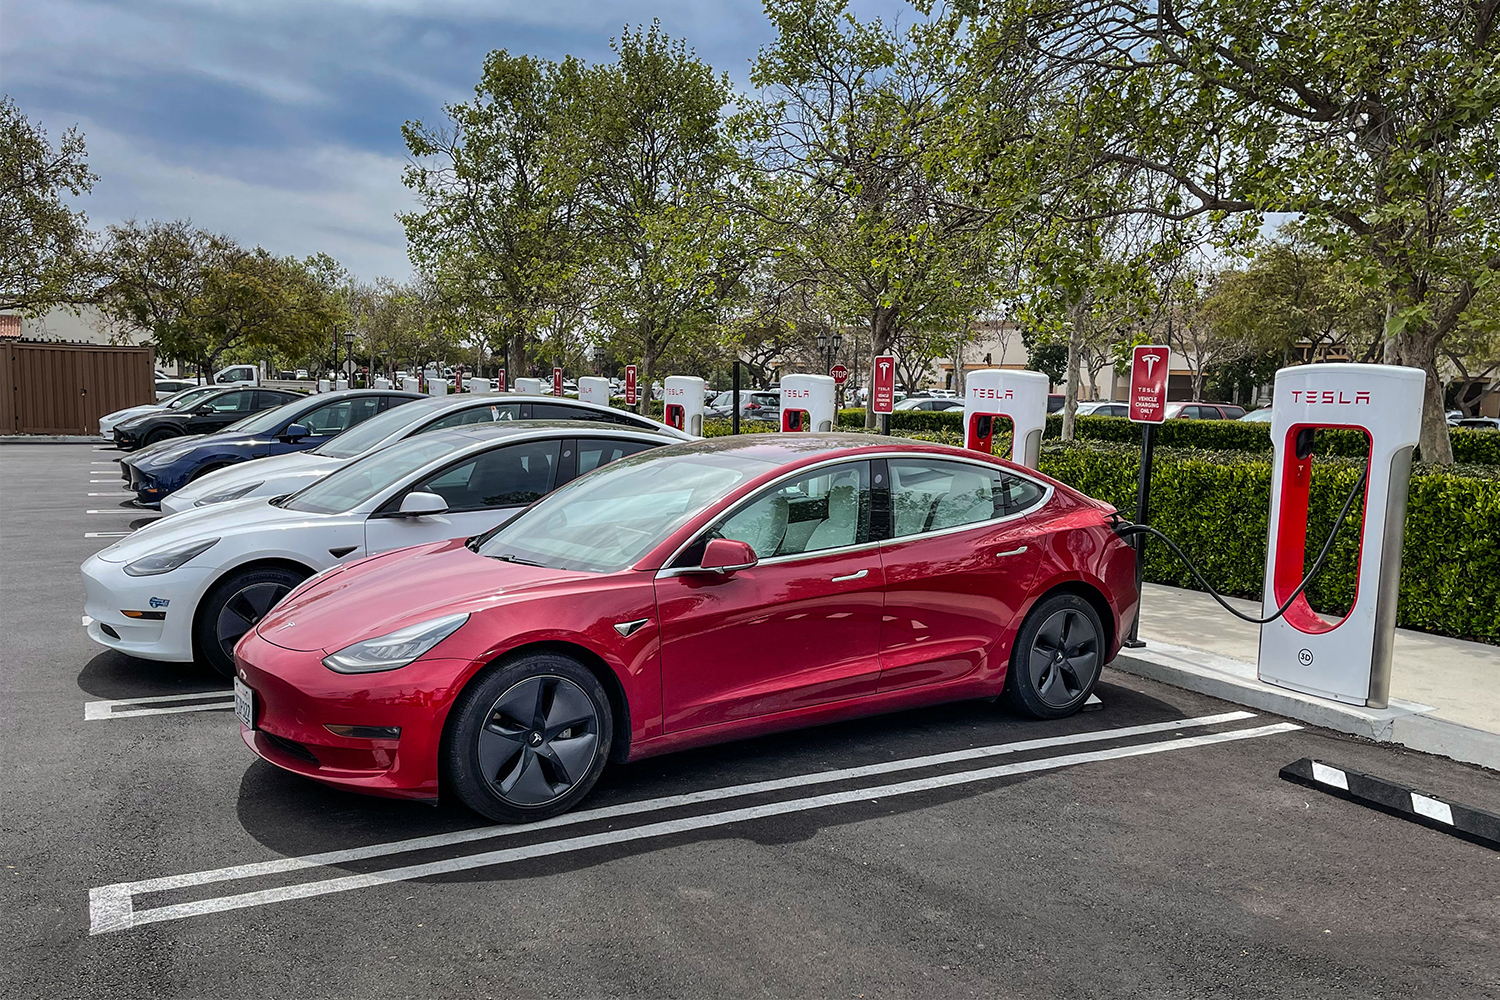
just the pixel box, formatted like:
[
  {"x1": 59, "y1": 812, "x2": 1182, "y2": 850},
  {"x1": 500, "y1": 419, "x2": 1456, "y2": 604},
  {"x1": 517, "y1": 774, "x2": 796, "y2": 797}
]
[{"x1": 1, "y1": 0, "x2": 913, "y2": 283}]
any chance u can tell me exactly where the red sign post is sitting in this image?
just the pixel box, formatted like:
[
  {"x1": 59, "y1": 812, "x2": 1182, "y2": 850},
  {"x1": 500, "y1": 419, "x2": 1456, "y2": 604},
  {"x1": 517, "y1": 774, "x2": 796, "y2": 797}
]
[
  {"x1": 552, "y1": 367, "x2": 564, "y2": 396},
  {"x1": 624, "y1": 365, "x2": 638, "y2": 405},
  {"x1": 496, "y1": 369, "x2": 506, "y2": 393},
  {"x1": 829, "y1": 364, "x2": 849, "y2": 385},
  {"x1": 1128, "y1": 345, "x2": 1170, "y2": 423}
]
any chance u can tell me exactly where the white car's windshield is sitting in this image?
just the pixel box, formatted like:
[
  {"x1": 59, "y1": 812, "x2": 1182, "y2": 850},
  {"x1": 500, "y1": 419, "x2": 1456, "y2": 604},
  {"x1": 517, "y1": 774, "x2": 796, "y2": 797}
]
[
  {"x1": 313, "y1": 400, "x2": 433, "y2": 458},
  {"x1": 282, "y1": 435, "x2": 460, "y2": 514},
  {"x1": 476, "y1": 450, "x2": 776, "y2": 572}
]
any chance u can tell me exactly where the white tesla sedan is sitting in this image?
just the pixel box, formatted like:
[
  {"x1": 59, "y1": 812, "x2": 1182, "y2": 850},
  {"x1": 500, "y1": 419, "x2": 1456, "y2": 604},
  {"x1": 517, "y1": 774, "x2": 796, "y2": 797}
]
[
  {"x1": 83, "y1": 422, "x2": 669, "y2": 677},
  {"x1": 159, "y1": 393, "x2": 685, "y2": 514}
]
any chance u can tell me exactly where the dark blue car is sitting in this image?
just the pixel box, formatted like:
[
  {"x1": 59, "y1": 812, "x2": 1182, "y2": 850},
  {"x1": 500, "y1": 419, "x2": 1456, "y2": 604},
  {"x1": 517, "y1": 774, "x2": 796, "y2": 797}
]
[{"x1": 120, "y1": 389, "x2": 423, "y2": 506}]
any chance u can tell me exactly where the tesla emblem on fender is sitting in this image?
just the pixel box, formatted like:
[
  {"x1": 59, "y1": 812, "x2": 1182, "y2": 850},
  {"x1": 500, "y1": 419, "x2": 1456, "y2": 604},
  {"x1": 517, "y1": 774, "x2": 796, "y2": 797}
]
[
  {"x1": 276, "y1": 620, "x2": 296, "y2": 631},
  {"x1": 613, "y1": 618, "x2": 649, "y2": 637}
]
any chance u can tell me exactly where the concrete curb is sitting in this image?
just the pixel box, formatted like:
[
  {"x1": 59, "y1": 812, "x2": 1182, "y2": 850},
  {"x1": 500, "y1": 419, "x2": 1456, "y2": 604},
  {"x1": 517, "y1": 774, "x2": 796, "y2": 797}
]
[
  {"x1": 1113, "y1": 637, "x2": 1500, "y2": 772},
  {"x1": 0, "y1": 435, "x2": 108, "y2": 444}
]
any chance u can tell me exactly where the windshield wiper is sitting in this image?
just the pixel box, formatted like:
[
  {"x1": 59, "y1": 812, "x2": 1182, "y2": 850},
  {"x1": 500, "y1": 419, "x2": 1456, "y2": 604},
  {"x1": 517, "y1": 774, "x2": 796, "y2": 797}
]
[{"x1": 490, "y1": 552, "x2": 544, "y2": 566}]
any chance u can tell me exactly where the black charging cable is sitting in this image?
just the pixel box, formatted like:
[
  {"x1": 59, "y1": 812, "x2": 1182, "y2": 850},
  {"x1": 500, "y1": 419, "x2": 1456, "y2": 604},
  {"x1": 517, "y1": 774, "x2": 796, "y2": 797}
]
[{"x1": 1114, "y1": 465, "x2": 1370, "y2": 626}]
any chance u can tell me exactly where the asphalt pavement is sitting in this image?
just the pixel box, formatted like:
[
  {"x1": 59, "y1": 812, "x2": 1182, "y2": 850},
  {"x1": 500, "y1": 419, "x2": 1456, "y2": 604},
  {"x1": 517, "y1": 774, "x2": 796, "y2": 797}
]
[{"x1": 2, "y1": 443, "x2": 1497, "y2": 999}]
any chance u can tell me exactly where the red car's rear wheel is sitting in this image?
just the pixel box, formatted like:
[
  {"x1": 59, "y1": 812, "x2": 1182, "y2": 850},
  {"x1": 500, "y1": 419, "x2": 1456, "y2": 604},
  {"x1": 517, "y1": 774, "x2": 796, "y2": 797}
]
[
  {"x1": 1003, "y1": 594, "x2": 1104, "y2": 719},
  {"x1": 445, "y1": 653, "x2": 613, "y2": 823}
]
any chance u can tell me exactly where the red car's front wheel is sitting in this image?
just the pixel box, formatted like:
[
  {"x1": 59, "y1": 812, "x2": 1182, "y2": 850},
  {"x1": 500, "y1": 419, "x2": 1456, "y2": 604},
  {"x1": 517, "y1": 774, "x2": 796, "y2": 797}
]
[{"x1": 445, "y1": 653, "x2": 614, "y2": 823}]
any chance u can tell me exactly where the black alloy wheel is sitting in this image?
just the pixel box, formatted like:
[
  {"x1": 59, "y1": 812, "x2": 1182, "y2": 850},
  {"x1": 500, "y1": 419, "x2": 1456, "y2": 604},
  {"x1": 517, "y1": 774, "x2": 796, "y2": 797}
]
[
  {"x1": 1003, "y1": 593, "x2": 1105, "y2": 719},
  {"x1": 144, "y1": 428, "x2": 181, "y2": 446},
  {"x1": 446, "y1": 653, "x2": 613, "y2": 823},
  {"x1": 194, "y1": 566, "x2": 307, "y2": 678}
]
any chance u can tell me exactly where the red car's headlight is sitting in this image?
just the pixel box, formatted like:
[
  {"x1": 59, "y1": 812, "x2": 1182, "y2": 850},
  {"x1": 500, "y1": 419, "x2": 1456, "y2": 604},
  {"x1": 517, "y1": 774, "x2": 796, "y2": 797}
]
[{"x1": 322, "y1": 613, "x2": 469, "y2": 674}]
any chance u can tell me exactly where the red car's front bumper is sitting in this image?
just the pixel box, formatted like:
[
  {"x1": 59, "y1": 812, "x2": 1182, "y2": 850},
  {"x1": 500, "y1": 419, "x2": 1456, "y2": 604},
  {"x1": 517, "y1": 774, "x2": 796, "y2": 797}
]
[{"x1": 235, "y1": 629, "x2": 474, "y2": 801}]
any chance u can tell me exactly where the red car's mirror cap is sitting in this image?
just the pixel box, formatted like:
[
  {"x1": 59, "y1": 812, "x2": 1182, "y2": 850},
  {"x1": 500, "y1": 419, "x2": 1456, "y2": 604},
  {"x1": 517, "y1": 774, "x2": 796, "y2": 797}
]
[{"x1": 700, "y1": 538, "x2": 758, "y2": 574}]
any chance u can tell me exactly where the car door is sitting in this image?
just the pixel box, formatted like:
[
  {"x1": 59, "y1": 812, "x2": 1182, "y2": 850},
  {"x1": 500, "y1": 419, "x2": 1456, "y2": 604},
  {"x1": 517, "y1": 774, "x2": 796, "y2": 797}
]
[
  {"x1": 268, "y1": 396, "x2": 384, "y2": 456},
  {"x1": 362, "y1": 437, "x2": 563, "y2": 555},
  {"x1": 185, "y1": 389, "x2": 257, "y2": 433},
  {"x1": 876, "y1": 457, "x2": 1048, "y2": 693},
  {"x1": 654, "y1": 461, "x2": 884, "y2": 733}
]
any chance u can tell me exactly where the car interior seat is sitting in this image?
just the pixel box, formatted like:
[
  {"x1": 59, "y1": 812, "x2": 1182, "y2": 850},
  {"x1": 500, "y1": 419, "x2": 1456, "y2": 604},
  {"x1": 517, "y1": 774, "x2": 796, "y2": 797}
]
[
  {"x1": 928, "y1": 470, "x2": 993, "y2": 530},
  {"x1": 804, "y1": 479, "x2": 859, "y2": 551}
]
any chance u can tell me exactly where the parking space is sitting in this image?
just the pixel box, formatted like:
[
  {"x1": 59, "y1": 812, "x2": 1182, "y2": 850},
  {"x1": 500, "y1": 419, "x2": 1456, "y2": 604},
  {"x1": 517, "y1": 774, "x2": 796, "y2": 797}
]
[{"x1": 3, "y1": 443, "x2": 1498, "y2": 999}]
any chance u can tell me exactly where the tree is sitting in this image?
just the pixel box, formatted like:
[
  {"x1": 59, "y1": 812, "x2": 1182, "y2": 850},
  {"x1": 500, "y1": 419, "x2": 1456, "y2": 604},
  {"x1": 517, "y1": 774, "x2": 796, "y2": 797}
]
[
  {"x1": 99, "y1": 220, "x2": 342, "y2": 378},
  {"x1": 956, "y1": 0, "x2": 1500, "y2": 462},
  {"x1": 0, "y1": 97, "x2": 97, "y2": 312},
  {"x1": 565, "y1": 22, "x2": 749, "y2": 412},
  {"x1": 402, "y1": 50, "x2": 585, "y2": 379}
]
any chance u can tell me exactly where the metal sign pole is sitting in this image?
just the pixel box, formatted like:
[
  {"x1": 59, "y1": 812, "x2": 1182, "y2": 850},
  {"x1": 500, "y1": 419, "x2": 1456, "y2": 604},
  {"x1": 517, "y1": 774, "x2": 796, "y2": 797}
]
[
  {"x1": 731, "y1": 362, "x2": 741, "y2": 435},
  {"x1": 1122, "y1": 421, "x2": 1156, "y2": 648},
  {"x1": 1122, "y1": 344, "x2": 1170, "y2": 649}
]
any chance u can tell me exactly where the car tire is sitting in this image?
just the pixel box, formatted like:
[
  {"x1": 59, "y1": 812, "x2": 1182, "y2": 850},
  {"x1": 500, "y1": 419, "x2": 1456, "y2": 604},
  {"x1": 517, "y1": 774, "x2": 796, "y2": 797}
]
[
  {"x1": 144, "y1": 428, "x2": 181, "y2": 446},
  {"x1": 1002, "y1": 593, "x2": 1105, "y2": 720},
  {"x1": 194, "y1": 565, "x2": 308, "y2": 678},
  {"x1": 190, "y1": 463, "x2": 228, "y2": 483},
  {"x1": 444, "y1": 653, "x2": 613, "y2": 823}
]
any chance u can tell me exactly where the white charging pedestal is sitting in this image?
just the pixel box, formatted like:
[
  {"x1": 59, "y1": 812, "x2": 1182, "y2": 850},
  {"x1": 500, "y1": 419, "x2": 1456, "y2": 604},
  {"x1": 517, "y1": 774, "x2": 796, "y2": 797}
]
[
  {"x1": 401, "y1": 377, "x2": 419, "y2": 394},
  {"x1": 663, "y1": 376, "x2": 706, "y2": 436},
  {"x1": 577, "y1": 377, "x2": 611, "y2": 408},
  {"x1": 1257, "y1": 362, "x2": 1424, "y2": 708},
  {"x1": 335, "y1": 378, "x2": 348, "y2": 391},
  {"x1": 514, "y1": 377, "x2": 545, "y2": 395},
  {"x1": 427, "y1": 376, "x2": 447, "y2": 396},
  {"x1": 780, "y1": 374, "x2": 836, "y2": 432},
  {"x1": 961, "y1": 369, "x2": 1050, "y2": 469},
  {"x1": 317, "y1": 379, "x2": 330, "y2": 394},
  {"x1": 468, "y1": 378, "x2": 490, "y2": 395},
  {"x1": 373, "y1": 376, "x2": 391, "y2": 390}
]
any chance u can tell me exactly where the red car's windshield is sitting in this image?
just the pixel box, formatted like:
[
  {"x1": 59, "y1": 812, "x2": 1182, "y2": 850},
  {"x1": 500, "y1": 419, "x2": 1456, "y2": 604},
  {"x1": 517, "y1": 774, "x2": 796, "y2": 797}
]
[{"x1": 477, "y1": 449, "x2": 777, "y2": 572}]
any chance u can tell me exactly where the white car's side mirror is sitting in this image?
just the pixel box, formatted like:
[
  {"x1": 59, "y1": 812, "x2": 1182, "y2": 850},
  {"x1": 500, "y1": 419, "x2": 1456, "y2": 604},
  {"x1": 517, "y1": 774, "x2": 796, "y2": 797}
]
[{"x1": 398, "y1": 491, "x2": 448, "y2": 517}]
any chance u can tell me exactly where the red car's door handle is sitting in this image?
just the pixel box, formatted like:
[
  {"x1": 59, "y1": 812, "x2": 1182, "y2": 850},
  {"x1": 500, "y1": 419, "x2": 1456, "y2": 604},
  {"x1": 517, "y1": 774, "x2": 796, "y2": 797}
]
[
  {"x1": 995, "y1": 545, "x2": 1029, "y2": 558},
  {"x1": 831, "y1": 569, "x2": 870, "y2": 583}
]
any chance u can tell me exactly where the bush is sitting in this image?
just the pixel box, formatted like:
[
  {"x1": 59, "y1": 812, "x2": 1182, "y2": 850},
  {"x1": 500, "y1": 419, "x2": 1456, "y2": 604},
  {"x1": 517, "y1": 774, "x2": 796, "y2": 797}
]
[{"x1": 1037, "y1": 442, "x2": 1500, "y2": 644}]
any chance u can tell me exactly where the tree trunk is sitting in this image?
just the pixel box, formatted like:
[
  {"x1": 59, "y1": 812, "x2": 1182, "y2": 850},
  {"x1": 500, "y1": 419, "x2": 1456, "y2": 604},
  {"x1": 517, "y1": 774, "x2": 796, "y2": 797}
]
[
  {"x1": 638, "y1": 345, "x2": 653, "y2": 416},
  {"x1": 1191, "y1": 366, "x2": 1205, "y2": 401},
  {"x1": 1062, "y1": 321, "x2": 1082, "y2": 441},
  {"x1": 1406, "y1": 332, "x2": 1454, "y2": 465},
  {"x1": 864, "y1": 307, "x2": 896, "y2": 429}
]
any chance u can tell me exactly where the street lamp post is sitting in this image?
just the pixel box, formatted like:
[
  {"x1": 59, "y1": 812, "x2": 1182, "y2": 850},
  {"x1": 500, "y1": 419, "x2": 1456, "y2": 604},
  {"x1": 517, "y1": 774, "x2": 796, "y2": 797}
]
[{"x1": 816, "y1": 328, "x2": 844, "y2": 405}]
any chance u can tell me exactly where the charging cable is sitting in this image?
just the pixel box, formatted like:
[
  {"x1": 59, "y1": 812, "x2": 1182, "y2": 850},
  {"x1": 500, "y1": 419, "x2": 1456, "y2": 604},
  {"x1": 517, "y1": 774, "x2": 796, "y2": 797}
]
[{"x1": 1114, "y1": 466, "x2": 1370, "y2": 626}]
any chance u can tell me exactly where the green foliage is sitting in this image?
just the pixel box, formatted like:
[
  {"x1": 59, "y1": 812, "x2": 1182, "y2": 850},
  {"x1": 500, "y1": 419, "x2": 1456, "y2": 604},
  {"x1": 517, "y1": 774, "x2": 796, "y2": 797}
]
[
  {"x1": 1038, "y1": 442, "x2": 1500, "y2": 644},
  {"x1": 0, "y1": 96, "x2": 98, "y2": 312}
]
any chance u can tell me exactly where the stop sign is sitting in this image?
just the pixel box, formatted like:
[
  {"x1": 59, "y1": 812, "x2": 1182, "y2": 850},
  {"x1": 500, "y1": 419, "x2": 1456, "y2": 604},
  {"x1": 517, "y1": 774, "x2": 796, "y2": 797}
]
[{"x1": 829, "y1": 364, "x2": 849, "y2": 385}]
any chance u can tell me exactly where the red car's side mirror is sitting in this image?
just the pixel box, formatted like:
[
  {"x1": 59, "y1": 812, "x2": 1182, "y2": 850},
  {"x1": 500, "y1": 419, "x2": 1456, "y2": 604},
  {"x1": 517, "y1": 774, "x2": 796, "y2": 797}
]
[{"x1": 699, "y1": 538, "x2": 758, "y2": 574}]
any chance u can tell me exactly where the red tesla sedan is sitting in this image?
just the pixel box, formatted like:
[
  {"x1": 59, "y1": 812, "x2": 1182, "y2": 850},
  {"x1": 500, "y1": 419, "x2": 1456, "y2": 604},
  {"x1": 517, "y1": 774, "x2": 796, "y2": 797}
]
[{"x1": 235, "y1": 435, "x2": 1139, "y2": 822}]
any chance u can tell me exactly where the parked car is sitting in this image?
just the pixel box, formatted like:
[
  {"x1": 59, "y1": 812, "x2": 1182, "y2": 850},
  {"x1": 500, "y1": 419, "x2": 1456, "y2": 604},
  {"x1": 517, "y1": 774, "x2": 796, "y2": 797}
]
[
  {"x1": 110, "y1": 387, "x2": 303, "y2": 451},
  {"x1": 1047, "y1": 394, "x2": 1066, "y2": 413},
  {"x1": 708, "y1": 389, "x2": 782, "y2": 422},
  {"x1": 161, "y1": 393, "x2": 690, "y2": 514},
  {"x1": 1163, "y1": 401, "x2": 1246, "y2": 420},
  {"x1": 232, "y1": 433, "x2": 1137, "y2": 822},
  {"x1": 894, "y1": 397, "x2": 964, "y2": 412},
  {"x1": 99, "y1": 384, "x2": 224, "y2": 438},
  {"x1": 1239, "y1": 409, "x2": 1273, "y2": 423},
  {"x1": 1455, "y1": 417, "x2": 1499, "y2": 431},
  {"x1": 118, "y1": 389, "x2": 423, "y2": 507},
  {"x1": 154, "y1": 379, "x2": 199, "y2": 401},
  {"x1": 83, "y1": 422, "x2": 671, "y2": 676},
  {"x1": 1075, "y1": 401, "x2": 1129, "y2": 417}
]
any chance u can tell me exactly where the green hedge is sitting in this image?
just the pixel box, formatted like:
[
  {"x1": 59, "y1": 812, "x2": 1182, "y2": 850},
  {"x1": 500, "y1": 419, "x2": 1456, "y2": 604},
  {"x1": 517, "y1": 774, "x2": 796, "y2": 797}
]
[
  {"x1": 835, "y1": 408, "x2": 1500, "y2": 464},
  {"x1": 1036, "y1": 442, "x2": 1500, "y2": 645}
]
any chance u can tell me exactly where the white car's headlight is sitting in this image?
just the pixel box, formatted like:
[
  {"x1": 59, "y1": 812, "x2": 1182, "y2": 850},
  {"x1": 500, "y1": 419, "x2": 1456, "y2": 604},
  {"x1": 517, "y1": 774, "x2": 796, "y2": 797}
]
[
  {"x1": 194, "y1": 481, "x2": 263, "y2": 506},
  {"x1": 322, "y1": 613, "x2": 469, "y2": 674},
  {"x1": 122, "y1": 538, "x2": 220, "y2": 577}
]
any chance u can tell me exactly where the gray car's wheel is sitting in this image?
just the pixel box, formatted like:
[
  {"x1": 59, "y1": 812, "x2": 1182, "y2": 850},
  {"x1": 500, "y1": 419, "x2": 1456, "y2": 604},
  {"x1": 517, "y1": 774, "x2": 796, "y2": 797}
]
[
  {"x1": 1002, "y1": 593, "x2": 1105, "y2": 719},
  {"x1": 194, "y1": 566, "x2": 307, "y2": 678},
  {"x1": 445, "y1": 653, "x2": 613, "y2": 823}
]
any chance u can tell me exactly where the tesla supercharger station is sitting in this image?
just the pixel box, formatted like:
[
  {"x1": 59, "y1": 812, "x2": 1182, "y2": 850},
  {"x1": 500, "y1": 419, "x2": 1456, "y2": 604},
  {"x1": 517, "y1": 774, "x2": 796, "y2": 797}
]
[
  {"x1": 373, "y1": 376, "x2": 391, "y2": 390},
  {"x1": 663, "y1": 375, "x2": 706, "y2": 436},
  {"x1": 401, "y1": 377, "x2": 419, "y2": 394},
  {"x1": 781, "y1": 374, "x2": 836, "y2": 432},
  {"x1": 962, "y1": 369, "x2": 1050, "y2": 469},
  {"x1": 470, "y1": 378, "x2": 492, "y2": 395},
  {"x1": 427, "y1": 376, "x2": 447, "y2": 396},
  {"x1": 577, "y1": 376, "x2": 610, "y2": 407},
  {"x1": 1257, "y1": 362, "x2": 1425, "y2": 708},
  {"x1": 335, "y1": 378, "x2": 348, "y2": 391},
  {"x1": 317, "y1": 378, "x2": 330, "y2": 393},
  {"x1": 514, "y1": 377, "x2": 545, "y2": 395}
]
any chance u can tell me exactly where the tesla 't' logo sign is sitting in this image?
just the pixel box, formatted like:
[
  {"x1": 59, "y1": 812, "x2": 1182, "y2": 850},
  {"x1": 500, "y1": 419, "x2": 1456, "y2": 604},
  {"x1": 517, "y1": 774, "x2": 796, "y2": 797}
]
[
  {"x1": 1129, "y1": 344, "x2": 1170, "y2": 424},
  {"x1": 1141, "y1": 353, "x2": 1161, "y2": 377}
]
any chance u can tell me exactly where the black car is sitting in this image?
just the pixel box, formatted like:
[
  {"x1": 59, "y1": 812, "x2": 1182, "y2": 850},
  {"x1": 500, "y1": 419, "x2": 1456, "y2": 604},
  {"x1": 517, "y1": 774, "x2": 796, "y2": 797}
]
[{"x1": 111, "y1": 387, "x2": 303, "y2": 450}]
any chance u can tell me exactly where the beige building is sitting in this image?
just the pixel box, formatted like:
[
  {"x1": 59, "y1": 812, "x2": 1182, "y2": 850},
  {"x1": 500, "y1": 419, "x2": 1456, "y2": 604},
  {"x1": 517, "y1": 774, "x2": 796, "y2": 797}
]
[{"x1": 0, "y1": 305, "x2": 151, "y2": 348}]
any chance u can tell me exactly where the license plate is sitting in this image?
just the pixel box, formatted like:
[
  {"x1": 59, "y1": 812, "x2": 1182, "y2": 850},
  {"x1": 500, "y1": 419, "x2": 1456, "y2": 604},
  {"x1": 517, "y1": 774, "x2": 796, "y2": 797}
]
[{"x1": 234, "y1": 677, "x2": 255, "y2": 729}]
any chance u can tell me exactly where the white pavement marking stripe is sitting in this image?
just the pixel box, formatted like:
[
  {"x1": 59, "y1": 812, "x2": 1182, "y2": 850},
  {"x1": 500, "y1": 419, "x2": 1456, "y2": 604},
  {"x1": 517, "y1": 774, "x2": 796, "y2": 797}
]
[
  {"x1": 1410, "y1": 793, "x2": 1455, "y2": 825},
  {"x1": 95, "y1": 711, "x2": 1254, "y2": 894},
  {"x1": 86, "y1": 510, "x2": 136, "y2": 514},
  {"x1": 1310, "y1": 761, "x2": 1349, "y2": 790},
  {"x1": 84, "y1": 692, "x2": 234, "y2": 720},
  {"x1": 91, "y1": 461, "x2": 119, "y2": 464},
  {"x1": 89, "y1": 717, "x2": 1294, "y2": 934},
  {"x1": 89, "y1": 492, "x2": 130, "y2": 496},
  {"x1": 84, "y1": 532, "x2": 132, "y2": 538}
]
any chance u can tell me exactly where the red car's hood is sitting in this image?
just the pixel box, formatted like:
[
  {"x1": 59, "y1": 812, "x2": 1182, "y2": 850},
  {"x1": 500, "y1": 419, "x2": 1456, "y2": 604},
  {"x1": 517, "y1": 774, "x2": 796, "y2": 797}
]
[{"x1": 255, "y1": 539, "x2": 589, "y2": 652}]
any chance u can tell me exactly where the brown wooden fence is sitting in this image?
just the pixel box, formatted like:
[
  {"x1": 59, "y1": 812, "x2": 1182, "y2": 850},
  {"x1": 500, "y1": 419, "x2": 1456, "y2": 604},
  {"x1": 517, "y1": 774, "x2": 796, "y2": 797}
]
[{"x1": 0, "y1": 342, "x2": 156, "y2": 436}]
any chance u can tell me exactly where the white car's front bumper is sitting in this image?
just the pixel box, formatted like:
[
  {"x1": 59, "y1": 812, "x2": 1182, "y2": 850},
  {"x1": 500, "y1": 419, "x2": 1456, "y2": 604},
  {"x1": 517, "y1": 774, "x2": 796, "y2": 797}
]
[{"x1": 81, "y1": 554, "x2": 215, "y2": 662}]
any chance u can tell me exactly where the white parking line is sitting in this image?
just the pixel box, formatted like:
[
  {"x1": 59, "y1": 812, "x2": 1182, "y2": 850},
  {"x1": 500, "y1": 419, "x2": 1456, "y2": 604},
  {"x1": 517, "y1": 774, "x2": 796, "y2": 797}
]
[
  {"x1": 84, "y1": 692, "x2": 234, "y2": 720},
  {"x1": 88, "y1": 714, "x2": 1291, "y2": 933},
  {"x1": 91, "y1": 461, "x2": 119, "y2": 465},
  {"x1": 89, "y1": 492, "x2": 129, "y2": 497},
  {"x1": 84, "y1": 531, "x2": 132, "y2": 538}
]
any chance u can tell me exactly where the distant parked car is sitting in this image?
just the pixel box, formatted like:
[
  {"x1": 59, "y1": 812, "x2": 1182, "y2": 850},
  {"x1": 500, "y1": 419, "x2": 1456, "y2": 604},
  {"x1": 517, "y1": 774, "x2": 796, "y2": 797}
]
[
  {"x1": 155, "y1": 379, "x2": 199, "y2": 401},
  {"x1": 100, "y1": 384, "x2": 224, "y2": 438},
  {"x1": 708, "y1": 389, "x2": 781, "y2": 422},
  {"x1": 1075, "y1": 401, "x2": 1129, "y2": 417},
  {"x1": 111, "y1": 387, "x2": 303, "y2": 451},
  {"x1": 1455, "y1": 417, "x2": 1499, "y2": 431},
  {"x1": 894, "y1": 397, "x2": 964, "y2": 412},
  {"x1": 1047, "y1": 394, "x2": 1066, "y2": 414},
  {"x1": 1164, "y1": 402, "x2": 1246, "y2": 420},
  {"x1": 1239, "y1": 409, "x2": 1274, "y2": 423}
]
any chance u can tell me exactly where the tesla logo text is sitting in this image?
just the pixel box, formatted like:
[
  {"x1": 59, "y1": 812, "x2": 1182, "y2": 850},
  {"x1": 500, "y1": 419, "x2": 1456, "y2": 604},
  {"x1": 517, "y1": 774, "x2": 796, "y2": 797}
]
[
  {"x1": 969, "y1": 388, "x2": 1015, "y2": 400},
  {"x1": 785, "y1": 389, "x2": 812, "y2": 399},
  {"x1": 1141, "y1": 353, "x2": 1162, "y2": 376},
  {"x1": 1288, "y1": 390, "x2": 1371, "y2": 405}
]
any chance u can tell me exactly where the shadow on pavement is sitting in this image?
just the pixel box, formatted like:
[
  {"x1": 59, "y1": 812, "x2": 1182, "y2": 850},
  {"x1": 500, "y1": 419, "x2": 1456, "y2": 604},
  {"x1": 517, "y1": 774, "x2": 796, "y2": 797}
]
[{"x1": 76, "y1": 649, "x2": 227, "y2": 699}]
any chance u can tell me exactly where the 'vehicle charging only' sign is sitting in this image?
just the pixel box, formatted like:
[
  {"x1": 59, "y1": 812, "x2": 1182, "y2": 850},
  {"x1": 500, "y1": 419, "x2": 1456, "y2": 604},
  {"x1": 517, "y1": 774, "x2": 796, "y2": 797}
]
[
  {"x1": 872, "y1": 356, "x2": 896, "y2": 414},
  {"x1": 1128, "y1": 345, "x2": 1170, "y2": 423}
]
